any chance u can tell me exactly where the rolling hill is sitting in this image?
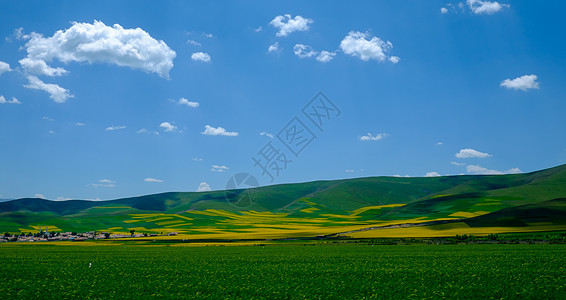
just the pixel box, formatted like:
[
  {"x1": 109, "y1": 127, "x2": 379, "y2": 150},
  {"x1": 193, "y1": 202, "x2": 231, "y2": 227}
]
[{"x1": 1, "y1": 164, "x2": 566, "y2": 239}]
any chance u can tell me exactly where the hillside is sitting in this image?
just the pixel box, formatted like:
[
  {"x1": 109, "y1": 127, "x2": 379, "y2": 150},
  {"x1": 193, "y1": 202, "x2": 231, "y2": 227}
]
[{"x1": 1, "y1": 164, "x2": 566, "y2": 238}]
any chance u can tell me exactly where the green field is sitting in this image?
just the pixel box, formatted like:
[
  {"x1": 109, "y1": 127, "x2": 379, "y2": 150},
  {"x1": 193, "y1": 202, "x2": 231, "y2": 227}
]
[{"x1": 1, "y1": 243, "x2": 565, "y2": 298}]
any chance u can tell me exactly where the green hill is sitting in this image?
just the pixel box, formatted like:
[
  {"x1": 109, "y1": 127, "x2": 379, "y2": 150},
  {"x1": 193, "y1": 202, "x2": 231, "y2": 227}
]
[{"x1": 1, "y1": 164, "x2": 566, "y2": 238}]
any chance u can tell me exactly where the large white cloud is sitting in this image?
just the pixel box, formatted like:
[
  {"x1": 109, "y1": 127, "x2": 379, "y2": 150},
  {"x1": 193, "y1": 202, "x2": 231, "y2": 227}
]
[
  {"x1": 270, "y1": 14, "x2": 313, "y2": 37},
  {"x1": 500, "y1": 74, "x2": 539, "y2": 91},
  {"x1": 455, "y1": 148, "x2": 491, "y2": 159},
  {"x1": 202, "y1": 125, "x2": 238, "y2": 136},
  {"x1": 20, "y1": 20, "x2": 175, "y2": 79},
  {"x1": 0, "y1": 61, "x2": 12, "y2": 75},
  {"x1": 24, "y1": 75, "x2": 72, "y2": 103},
  {"x1": 339, "y1": 31, "x2": 398, "y2": 62},
  {"x1": 467, "y1": 0, "x2": 509, "y2": 15}
]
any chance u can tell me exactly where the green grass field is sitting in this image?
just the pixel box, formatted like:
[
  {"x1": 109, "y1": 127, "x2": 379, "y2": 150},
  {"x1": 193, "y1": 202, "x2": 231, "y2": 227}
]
[{"x1": 1, "y1": 243, "x2": 565, "y2": 298}]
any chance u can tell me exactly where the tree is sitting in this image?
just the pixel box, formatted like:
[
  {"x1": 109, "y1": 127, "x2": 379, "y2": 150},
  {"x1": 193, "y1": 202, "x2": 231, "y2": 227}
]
[
  {"x1": 130, "y1": 229, "x2": 135, "y2": 237},
  {"x1": 104, "y1": 233, "x2": 111, "y2": 239}
]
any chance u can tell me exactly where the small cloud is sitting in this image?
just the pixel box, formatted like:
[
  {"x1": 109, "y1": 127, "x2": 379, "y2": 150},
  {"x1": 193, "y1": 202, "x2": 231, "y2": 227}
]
[
  {"x1": 316, "y1": 51, "x2": 336, "y2": 63},
  {"x1": 267, "y1": 42, "x2": 279, "y2": 53},
  {"x1": 392, "y1": 174, "x2": 410, "y2": 178},
  {"x1": 178, "y1": 97, "x2": 199, "y2": 108},
  {"x1": 293, "y1": 44, "x2": 318, "y2": 58},
  {"x1": 388, "y1": 56, "x2": 400, "y2": 64},
  {"x1": 0, "y1": 61, "x2": 12, "y2": 75},
  {"x1": 467, "y1": 0, "x2": 509, "y2": 15},
  {"x1": 359, "y1": 133, "x2": 388, "y2": 141},
  {"x1": 197, "y1": 182, "x2": 212, "y2": 192},
  {"x1": 88, "y1": 179, "x2": 116, "y2": 188},
  {"x1": 254, "y1": 26, "x2": 263, "y2": 32},
  {"x1": 202, "y1": 32, "x2": 214, "y2": 38},
  {"x1": 340, "y1": 31, "x2": 398, "y2": 63},
  {"x1": 75, "y1": 122, "x2": 86, "y2": 126},
  {"x1": 269, "y1": 14, "x2": 313, "y2": 37},
  {"x1": 160, "y1": 122, "x2": 177, "y2": 132},
  {"x1": 48, "y1": 130, "x2": 55, "y2": 134},
  {"x1": 211, "y1": 165, "x2": 229, "y2": 172},
  {"x1": 187, "y1": 39, "x2": 201, "y2": 46},
  {"x1": 500, "y1": 74, "x2": 539, "y2": 91},
  {"x1": 441, "y1": 7, "x2": 449, "y2": 14},
  {"x1": 425, "y1": 171, "x2": 441, "y2": 177},
  {"x1": 136, "y1": 128, "x2": 159, "y2": 135},
  {"x1": 466, "y1": 165, "x2": 521, "y2": 175},
  {"x1": 192, "y1": 157, "x2": 203, "y2": 162},
  {"x1": 191, "y1": 52, "x2": 211, "y2": 62},
  {"x1": 24, "y1": 75, "x2": 73, "y2": 103},
  {"x1": 0, "y1": 96, "x2": 21, "y2": 104},
  {"x1": 42, "y1": 116, "x2": 54, "y2": 121},
  {"x1": 55, "y1": 196, "x2": 72, "y2": 201},
  {"x1": 105, "y1": 125, "x2": 126, "y2": 131},
  {"x1": 34, "y1": 193, "x2": 46, "y2": 199},
  {"x1": 202, "y1": 125, "x2": 238, "y2": 136},
  {"x1": 144, "y1": 177, "x2": 164, "y2": 183},
  {"x1": 260, "y1": 132, "x2": 274, "y2": 138},
  {"x1": 451, "y1": 161, "x2": 467, "y2": 166},
  {"x1": 345, "y1": 169, "x2": 355, "y2": 173},
  {"x1": 455, "y1": 148, "x2": 492, "y2": 159},
  {"x1": 436, "y1": 142, "x2": 444, "y2": 146}
]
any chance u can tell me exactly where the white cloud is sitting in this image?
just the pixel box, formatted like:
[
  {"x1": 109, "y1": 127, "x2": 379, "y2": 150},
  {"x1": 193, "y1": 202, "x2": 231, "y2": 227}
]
[
  {"x1": 191, "y1": 52, "x2": 211, "y2": 62},
  {"x1": 55, "y1": 196, "x2": 72, "y2": 201},
  {"x1": 340, "y1": 31, "x2": 398, "y2": 62},
  {"x1": 0, "y1": 61, "x2": 12, "y2": 75},
  {"x1": 211, "y1": 165, "x2": 229, "y2": 172},
  {"x1": 202, "y1": 33, "x2": 214, "y2": 38},
  {"x1": 42, "y1": 116, "x2": 54, "y2": 121},
  {"x1": 187, "y1": 39, "x2": 201, "y2": 46},
  {"x1": 293, "y1": 44, "x2": 318, "y2": 58},
  {"x1": 160, "y1": 122, "x2": 177, "y2": 132},
  {"x1": 75, "y1": 122, "x2": 85, "y2": 126},
  {"x1": 455, "y1": 148, "x2": 492, "y2": 159},
  {"x1": 269, "y1": 14, "x2": 313, "y2": 37},
  {"x1": 436, "y1": 142, "x2": 444, "y2": 146},
  {"x1": 192, "y1": 157, "x2": 203, "y2": 162},
  {"x1": 88, "y1": 179, "x2": 116, "y2": 188},
  {"x1": 441, "y1": 7, "x2": 449, "y2": 14},
  {"x1": 345, "y1": 169, "x2": 355, "y2": 173},
  {"x1": 425, "y1": 171, "x2": 441, "y2": 177},
  {"x1": 260, "y1": 131, "x2": 274, "y2": 138},
  {"x1": 197, "y1": 182, "x2": 212, "y2": 192},
  {"x1": 202, "y1": 125, "x2": 238, "y2": 136},
  {"x1": 34, "y1": 193, "x2": 46, "y2": 199},
  {"x1": 316, "y1": 51, "x2": 336, "y2": 63},
  {"x1": 467, "y1": 0, "x2": 509, "y2": 15},
  {"x1": 267, "y1": 42, "x2": 279, "y2": 53},
  {"x1": 144, "y1": 177, "x2": 163, "y2": 183},
  {"x1": 23, "y1": 75, "x2": 73, "y2": 103},
  {"x1": 0, "y1": 96, "x2": 21, "y2": 104},
  {"x1": 466, "y1": 165, "x2": 521, "y2": 175},
  {"x1": 451, "y1": 161, "x2": 467, "y2": 166},
  {"x1": 500, "y1": 74, "x2": 539, "y2": 91},
  {"x1": 105, "y1": 125, "x2": 126, "y2": 131},
  {"x1": 254, "y1": 26, "x2": 263, "y2": 32},
  {"x1": 21, "y1": 20, "x2": 175, "y2": 79},
  {"x1": 388, "y1": 56, "x2": 400, "y2": 64},
  {"x1": 49, "y1": 130, "x2": 55, "y2": 134},
  {"x1": 178, "y1": 97, "x2": 199, "y2": 107},
  {"x1": 136, "y1": 128, "x2": 159, "y2": 135},
  {"x1": 19, "y1": 58, "x2": 68, "y2": 76},
  {"x1": 359, "y1": 133, "x2": 388, "y2": 141}
]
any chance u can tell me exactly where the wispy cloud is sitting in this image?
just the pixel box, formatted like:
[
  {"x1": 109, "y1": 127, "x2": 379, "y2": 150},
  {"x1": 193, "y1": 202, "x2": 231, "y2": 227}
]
[
  {"x1": 466, "y1": 165, "x2": 521, "y2": 175},
  {"x1": 0, "y1": 96, "x2": 21, "y2": 104},
  {"x1": 211, "y1": 165, "x2": 229, "y2": 172},
  {"x1": 455, "y1": 148, "x2": 491, "y2": 159},
  {"x1": 359, "y1": 133, "x2": 388, "y2": 141},
  {"x1": 144, "y1": 177, "x2": 163, "y2": 183},
  {"x1": 88, "y1": 179, "x2": 116, "y2": 188},
  {"x1": 178, "y1": 97, "x2": 199, "y2": 108},
  {"x1": 106, "y1": 125, "x2": 126, "y2": 131},
  {"x1": 260, "y1": 132, "x2": 274, "y2": 138},
  {"x1": 202, "y1": 125, "x2": 238, "y2": 136}
]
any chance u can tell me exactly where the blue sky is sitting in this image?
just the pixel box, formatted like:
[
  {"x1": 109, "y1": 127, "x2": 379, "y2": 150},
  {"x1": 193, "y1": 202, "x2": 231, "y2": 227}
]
[{"x1": 1, "y1": 1, "x2": 565, "y2": 200}]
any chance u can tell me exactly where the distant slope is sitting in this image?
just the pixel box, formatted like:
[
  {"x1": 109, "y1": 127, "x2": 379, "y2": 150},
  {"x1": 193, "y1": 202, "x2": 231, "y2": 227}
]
[{"x1": 1, "y1": 164, "x2": 566, "y2": 237}]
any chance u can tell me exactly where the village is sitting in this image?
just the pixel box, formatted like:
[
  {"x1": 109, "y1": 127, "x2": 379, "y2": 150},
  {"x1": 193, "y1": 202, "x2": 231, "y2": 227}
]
[{"x1": 0, "y1": 227, "x2": 177, "y2": 242}]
